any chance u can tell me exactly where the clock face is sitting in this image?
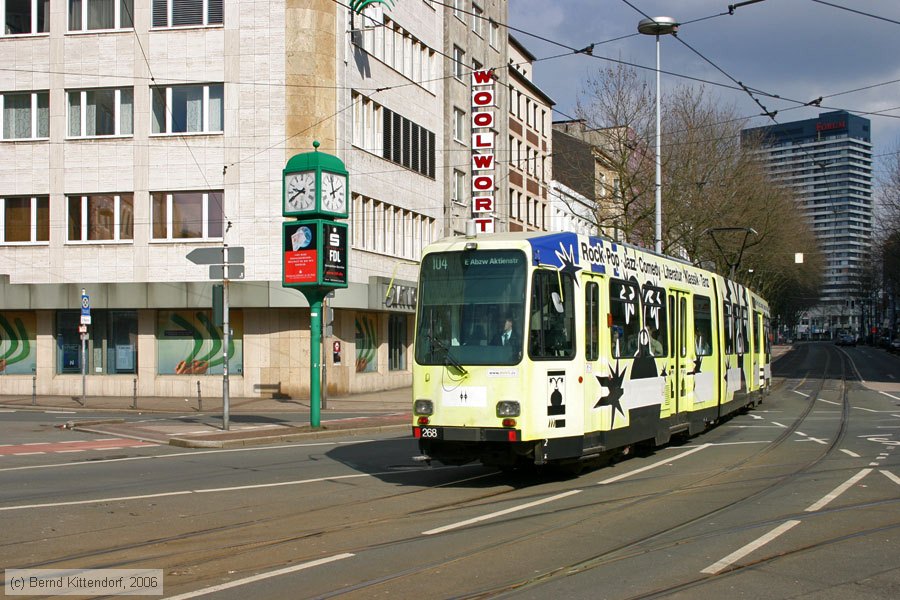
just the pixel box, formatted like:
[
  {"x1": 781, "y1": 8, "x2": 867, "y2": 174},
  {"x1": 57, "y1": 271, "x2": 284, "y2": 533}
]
[
  {"x1": 285, "y1": 171, "x2": 316, "y2": 213},
  {"x1": 321, "y1": 172, "x2": 347, "y2": 213}
]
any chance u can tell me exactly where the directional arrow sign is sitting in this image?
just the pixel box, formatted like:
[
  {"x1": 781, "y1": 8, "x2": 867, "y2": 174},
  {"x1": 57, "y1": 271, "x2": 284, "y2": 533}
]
[{"x1": 186, "y1": 246, "x2": 245, "y2": 265}]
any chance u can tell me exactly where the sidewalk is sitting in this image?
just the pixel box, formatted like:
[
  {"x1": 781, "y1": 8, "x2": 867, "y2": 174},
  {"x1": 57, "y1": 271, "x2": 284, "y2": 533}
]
[
  {"x1": 0, "y1": 345, "x2": 795, "y2": 450},
  {"x1": 0, "y1": 387, "x2": 414, "y2": 449}
]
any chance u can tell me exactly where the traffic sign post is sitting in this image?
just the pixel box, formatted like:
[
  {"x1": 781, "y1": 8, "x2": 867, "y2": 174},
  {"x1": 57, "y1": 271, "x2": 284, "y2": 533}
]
[
  {"x1": 80, "y1": 289, "x2": 89, "y2": 406},
  {"x1": 185, "y1": 245, "x2": 245, "y2": 430}
]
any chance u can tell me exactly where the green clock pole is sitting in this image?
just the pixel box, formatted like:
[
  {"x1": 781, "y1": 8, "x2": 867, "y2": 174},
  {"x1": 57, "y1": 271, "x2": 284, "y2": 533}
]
[{"x1": 303, "y1": 288, "x2": 328, "y2": 428}]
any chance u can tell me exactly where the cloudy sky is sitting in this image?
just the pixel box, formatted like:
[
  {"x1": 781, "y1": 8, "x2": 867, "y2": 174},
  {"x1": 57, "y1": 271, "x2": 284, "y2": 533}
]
[{"x1": 507, "y1": 0, "x2": 900, "y2": 168}]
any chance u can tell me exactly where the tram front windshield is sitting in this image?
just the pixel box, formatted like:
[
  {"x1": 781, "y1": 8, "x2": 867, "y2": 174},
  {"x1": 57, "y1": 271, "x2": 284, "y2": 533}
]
[{"x1": 415, "y1": 249, "x2": 526, "y2": 366}]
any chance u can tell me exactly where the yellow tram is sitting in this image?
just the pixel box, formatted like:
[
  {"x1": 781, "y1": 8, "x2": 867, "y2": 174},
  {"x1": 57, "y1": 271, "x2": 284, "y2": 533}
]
[{"x1": 412, "y1": 231, "x2": 771, "y2": 468}]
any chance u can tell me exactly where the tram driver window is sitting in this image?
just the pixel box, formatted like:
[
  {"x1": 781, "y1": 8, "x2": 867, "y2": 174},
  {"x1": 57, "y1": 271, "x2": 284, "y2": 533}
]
[{"x1": 610, "y1": 279, "x2": 640, "y2": 358}]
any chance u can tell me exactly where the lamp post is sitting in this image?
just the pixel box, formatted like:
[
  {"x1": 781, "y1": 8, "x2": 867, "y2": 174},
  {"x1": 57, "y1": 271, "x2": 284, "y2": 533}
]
[{"x1": 638, "y1": 16, "x2": 678, "y2": 254}]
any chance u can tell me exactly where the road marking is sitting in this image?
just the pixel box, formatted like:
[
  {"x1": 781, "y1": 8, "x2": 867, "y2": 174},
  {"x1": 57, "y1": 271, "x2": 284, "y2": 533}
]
[
  {"x1": 840, "y1": 449, "x2": 861, "y2": 458},
  {"x1": 701, "y1": 520, "x2": 801, "y2": 574},
  {"x1": 597, "y1": 444, "x2": 711, "y2": 485},
  {"x1": 197, "y1": 473, "x2": 372, "y2": 493},
  {"x1": 0, "y1": 491, "x2": 193, "y2": 511},
  {"x1": 771, "y1": 422, "x2": 788, "y2": 428},
  {"x1": 164, "y1": 553, "x2": 355, "y2": 600},
  {"x1": 805, "y1": 468, "x2": 872, "y2": 512},
  {"x1": 422, "y1": 490, "x2": 582, "y2": 536},
  {"x1": 853, "y1": 406, "x2": 878, "y2": 413},
  {"x1": 0, "y1": 439, "x2": 156, "y2": 456},
  {"x1": 13, "y1": 452, "x2": 45, "y2": 456},
  {"x1": 817, "y1": 399, "x2": 840, "y2": 406},
  {"x1": 881, "y1": 470, "x2": 900, "y2": 486},
  {"x1": 794, "y1": 432, "x2": 827, "y2": 445},
  {"x1": 792, "y1": 390, "x2": 810, "y2": 398},
  {"x1": 880, "y1": 391, "x2": 900, "y2": 401}
]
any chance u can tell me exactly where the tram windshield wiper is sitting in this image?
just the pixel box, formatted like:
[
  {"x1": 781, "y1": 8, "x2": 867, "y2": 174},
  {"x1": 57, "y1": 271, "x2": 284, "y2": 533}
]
[{"x1": 429, "y1": 335, "x2": 468, "y2": 376}]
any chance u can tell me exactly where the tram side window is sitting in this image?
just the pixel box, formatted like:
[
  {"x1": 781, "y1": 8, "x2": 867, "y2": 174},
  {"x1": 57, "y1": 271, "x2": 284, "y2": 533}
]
[
  {"x1": 753, "y1": 311, "x2": 762, "y2": 355},
  {"x1": 642, "y1": 283, "x2": 667, "y2": 357},
  {"x1": 739, "y1": 307, "x2": 749, "y2": 355},
  {"x1": 529, "y1": 270, "x2": 575, "y2": 359},
  {"x1": 609, "y1": 279, "x2": 640, "y2": 359},
  {"x1": 694, "y1": 295, "x2": 713, "y2": 356},
  {"x1": 585, "y1": 282, "x2": 600, "y2": 361},
  {"x1": 724, "y1": 302, "x2": 734, "y2": 355},
  {"x1": 764, "y1": 316, "x2": 771, "y2": 354}
]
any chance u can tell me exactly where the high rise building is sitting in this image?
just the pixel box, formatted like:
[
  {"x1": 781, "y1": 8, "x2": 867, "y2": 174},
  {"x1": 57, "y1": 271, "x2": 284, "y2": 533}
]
[{"x1": 743, "y1": 110, "x2": 873, "y2": 338}]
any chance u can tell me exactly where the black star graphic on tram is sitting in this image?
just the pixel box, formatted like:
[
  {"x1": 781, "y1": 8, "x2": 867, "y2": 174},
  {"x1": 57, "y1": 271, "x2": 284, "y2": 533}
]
[
  {"x1": 689, "y1": 353, "x2": 703, "y2": 375},
  {"x1": 595, "y1": 361, "x2": 627, "y2": 429},
  {"x1": 554, "y1": 243, "x2": 582, "y2": 283}
]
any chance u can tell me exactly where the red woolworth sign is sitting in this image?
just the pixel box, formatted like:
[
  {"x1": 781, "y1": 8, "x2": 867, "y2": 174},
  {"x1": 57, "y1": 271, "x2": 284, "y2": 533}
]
[{"x1": 282, "y1": 220, "x2": 348, "y2": 288}]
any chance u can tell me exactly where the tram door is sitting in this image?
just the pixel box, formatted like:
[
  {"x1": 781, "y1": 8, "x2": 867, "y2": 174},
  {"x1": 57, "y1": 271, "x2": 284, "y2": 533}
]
[{"x1": 666, "y1": 290, "x2": 693, "y2": 420}]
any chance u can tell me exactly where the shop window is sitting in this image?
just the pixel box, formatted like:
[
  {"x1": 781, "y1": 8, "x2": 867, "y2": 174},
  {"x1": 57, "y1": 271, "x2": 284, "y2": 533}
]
[
  {"x1": 355, "y1": 314, "x2": 377, "y2": 373},
  {"x1": 388, "y1": 313, "x2": 407, "y2": 371},
  {"x1": 56, "y1": 310, "x2": 138, "y2": 374},
  {"x1": 0, "y1": 311, "x2": 37, "y2": 374},
  {"x1": 157, "y1": 309, "x2": 242, "y2": 375}
]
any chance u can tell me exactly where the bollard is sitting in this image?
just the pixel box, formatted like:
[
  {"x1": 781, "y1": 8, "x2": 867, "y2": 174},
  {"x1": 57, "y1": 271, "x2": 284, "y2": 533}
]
[
  {"x1": 132, "y1": 377, "x2": 137, "y2": 409},
  {"x1": 32, "y1": 368, "x2": 36, "y2": 406},
  {"x1": 197, "y1": 380, "x2": 202, "y2": 412}
]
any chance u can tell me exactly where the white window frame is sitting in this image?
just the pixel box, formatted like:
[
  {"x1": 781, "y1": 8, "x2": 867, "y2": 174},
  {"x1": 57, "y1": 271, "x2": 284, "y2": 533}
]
[
  {"x1": 151, "y1": 191, "x2": 223, "y2": 241},
  {"x1": 67, "y1": 88, "x2": 133, "y2": 138},
  {"x1": 0, "y1": 91, "x2": 49, "y2": 140},
  {"x1": 0, "y1": 196, "x2": 48, "y2": 244},
  {"x1": 489, "y1": 19, "x2": 499, "y2": 49},
  {"x1": 472, "y1": 4, "x2": 483, "y2": 37},
  {"x1": 453, "y1": 46, "x2": 465, "y2": 81},
  {"x1": 2, "y1": 0, "x2": 49, "y2": 35},
  {"x1": 453, "y1": 107, "x2": 466, "y2": 143},
  {"x1": 453, "y1": 0, "x2": 464, "y2": 21},
  {"x1": 152, "y1": 0, "x2": 223, "y2": 28},
  {"x1": 65, "y1": 194, "x2": 134, "y2": 243},
  {"x1": 452, "y1": 169, "x2": 466, "y2": 204},
  {"x1": 151, "y1": 83, "x2": 223, "y2": 135},
  {"x1": 68, "y1": 0, "x2": 133, "y2": 32}
]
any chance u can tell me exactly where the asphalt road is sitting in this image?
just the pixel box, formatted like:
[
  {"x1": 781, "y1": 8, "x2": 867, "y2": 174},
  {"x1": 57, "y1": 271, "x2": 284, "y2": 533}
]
[{"x1": 1, "y1": 342, "x2": 898, "y2": 599}]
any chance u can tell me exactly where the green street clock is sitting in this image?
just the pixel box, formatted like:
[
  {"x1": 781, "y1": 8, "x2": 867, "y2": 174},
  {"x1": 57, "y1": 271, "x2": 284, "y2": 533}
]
[{"x1": 282, "y1": 142, "x2": 350, "y2": 219}]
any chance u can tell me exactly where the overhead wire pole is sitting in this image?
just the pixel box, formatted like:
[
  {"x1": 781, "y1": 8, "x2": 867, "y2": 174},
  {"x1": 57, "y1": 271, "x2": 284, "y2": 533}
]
[{"x1": 222, "y1": 244, "x2": 230, "y2": 431}]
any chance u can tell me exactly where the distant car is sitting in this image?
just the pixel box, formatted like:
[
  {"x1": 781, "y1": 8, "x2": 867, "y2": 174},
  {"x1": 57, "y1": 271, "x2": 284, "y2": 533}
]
[
  {"x1": 890, "y1": 339, "x2": 900, "y2": 354},
  {"x1": 835, "y1": 334, "x2": 856, "y2": 347}
]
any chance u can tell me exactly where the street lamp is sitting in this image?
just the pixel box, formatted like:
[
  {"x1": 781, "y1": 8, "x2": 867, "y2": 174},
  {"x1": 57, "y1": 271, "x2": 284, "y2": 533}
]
[{"x1": 638, "y1": 16, "x2": 678, "y2": 254}]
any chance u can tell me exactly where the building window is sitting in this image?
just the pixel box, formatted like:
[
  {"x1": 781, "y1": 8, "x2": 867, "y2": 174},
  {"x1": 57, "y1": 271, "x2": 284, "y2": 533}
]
[
  {"x1": 56, "y1": 310, "x2": 138, "y2": 375},
  {"x1": 389, "y1": 314, "x2": 407, "y2": 371},
  {"x1": 0, "y1": 196, "x2": 48, "y2": 243},
  {"x1": 157, "y1": 309, "x2": 243, "y2": 375},
  {"x1": 355, "y1": 314, "x2": 378, "y2": 373},
  {"x1": 67, "y1": 88, "x2": 133, "y2": 137},
  {"x1": 489, "y1": 19, "x2": 499, "y2": 49},
  {"x1": 452, "y1": 169, "x2": 465, "y2": 204},
  {"x1": 453, "y1": 107, "x2": 465, "y2": 142},
  {"x1": 151, "y1": 191, "x2": 223, "y2": 240},
  {"x1": 3, "y1": 0, "x2": 49, "y2": 34},
  {"x1": 152, "y1": 0, "x2": 222, "y2": 28},
  {"x1": 452, "y1": 0, "x2": 463, "y2": 21},
  {"x1": 352, "y1": 92, "x2": 382, "y2": 152},
  {"x1": 67, "y1": 0, "x2": 133, "y2": 31},
  {"x1": 1, "y1": 91, "x2": 48, "y2": 140},
  {"x1": 382, "y1": 106, "x2": 435, "y2": 178},
  {"x1": 67, "y1": 194, "x2": 134, "y2": 242},
  {"x1": 472, "y1": 3, "x2": 482, "y2": 37},
  {"x1": 453, "y1": 45, "x2": 465, "y2": 80},
  {"x1": 151, "y1": 84, "x2": 223, "y2": 134}
]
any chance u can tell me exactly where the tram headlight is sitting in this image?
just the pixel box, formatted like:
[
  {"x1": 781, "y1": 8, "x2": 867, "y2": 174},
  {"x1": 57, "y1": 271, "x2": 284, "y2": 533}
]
[
  {"x1": 496, "y1": 401, "x2": 520, "y2": 417},
  {"x1": 414, "y1": 399, "x2": 434, "y2": 415}
]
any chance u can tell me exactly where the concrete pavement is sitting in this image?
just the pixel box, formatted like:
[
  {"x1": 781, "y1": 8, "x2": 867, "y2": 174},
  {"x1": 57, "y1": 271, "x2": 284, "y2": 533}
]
[{"x1": 0, "y1": 345, "x2": 795, "y2": 449}]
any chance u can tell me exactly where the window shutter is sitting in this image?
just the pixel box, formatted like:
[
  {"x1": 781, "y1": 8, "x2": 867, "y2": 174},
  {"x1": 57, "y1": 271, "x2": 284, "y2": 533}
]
[
  {"x1": 152, "y1": 0, "x2": 167, "y2": 27},
  {"x1": 208, "y1": 0, "x2": 223, "y2": 24},
  {"x1": 172, "y1": 0, "x2": 203, "y2": 26}
]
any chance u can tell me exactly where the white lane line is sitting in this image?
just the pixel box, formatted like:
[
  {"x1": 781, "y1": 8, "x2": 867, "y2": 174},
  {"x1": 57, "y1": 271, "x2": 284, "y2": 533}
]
[
  {"x1": 880, "y1": 391, "x2": 900, "y2": 401},
  {"x1": 44, "y1": 411, "x2": 76, "y2": 414},
  {"x1": 422, "y1": 490, "x2": 582, "y2": 536},
  {"x1": 817, "y1": 399, "x2": 840, "y2": 406},
  {"x1": 881, "y1": 470, "x2": 900, "y2": 486},
  {"x1": 164, "y1": 553, "x2": 355, "y2": 600},
  {"x1": 56, "y1": 450, "x2": 85, "y2": 454},
  {"x1": 0, "y1": 491, "x2": 192, "y2": 511},
  {"x1": 597, "y1": 444, "x2": 712, "y2": 485},
  {"x1": 12, "y1": 452, "x2": 45, "y2": 456},
  {"x1": 805, "y1": 469, "x2": 872, "y2": 512},
  {"x1": 701, "y1": 520, "x2": 801, "y2": 575},
  {"x1": 853, "y1": 406, "x2": 878, "y2": 413},
  {"x1": 196, "y1": 473, "x2": 372, "y2": 493},
  {"x1": 840, "y1": 449, "x2": 861, "y2": 458},
  {"x1": 771, "y1": 422, "x2": 788, "y2": 428},
  {"x1": 792, "y1": 390, "x2": 810, "y2": 398}
]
